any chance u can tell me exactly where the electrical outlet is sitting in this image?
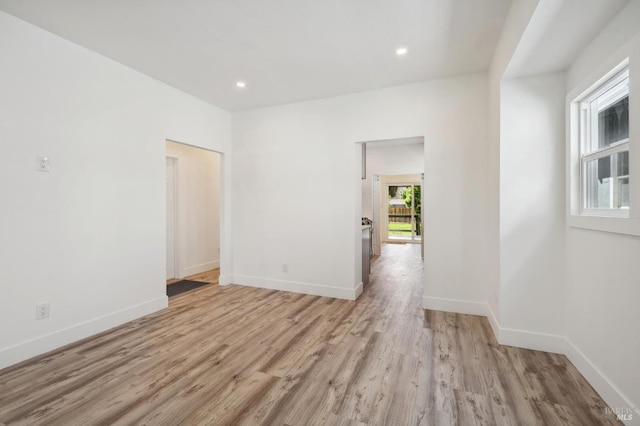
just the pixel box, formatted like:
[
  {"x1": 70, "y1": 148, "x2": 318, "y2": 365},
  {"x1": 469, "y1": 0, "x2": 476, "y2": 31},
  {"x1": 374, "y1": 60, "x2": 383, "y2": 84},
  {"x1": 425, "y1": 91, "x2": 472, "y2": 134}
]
[
  {"x1": 282, "y1": 264, "x2": 288, "y2": 273},
  {"x1": 36, "y1": 156, "x2": 50, "y2": 172},
  {"x1": 36, "y1": 303, "x2": 50, "y2": 320}
]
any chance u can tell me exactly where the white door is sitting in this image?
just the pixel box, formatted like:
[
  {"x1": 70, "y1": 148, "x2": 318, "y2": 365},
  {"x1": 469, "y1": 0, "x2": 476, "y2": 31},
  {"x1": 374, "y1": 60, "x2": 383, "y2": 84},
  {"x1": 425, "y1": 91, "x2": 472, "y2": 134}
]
[{"x1": 166, "y1": 157, "x2": 177, "y2": 279}]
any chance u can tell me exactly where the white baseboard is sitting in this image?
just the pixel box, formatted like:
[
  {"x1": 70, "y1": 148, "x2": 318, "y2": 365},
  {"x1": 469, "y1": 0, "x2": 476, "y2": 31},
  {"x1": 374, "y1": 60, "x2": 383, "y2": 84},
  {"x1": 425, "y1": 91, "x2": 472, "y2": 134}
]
[
  {"x1": 423, "y1": 295, "x2": 638, "y2": 423},
  {"x1": 485, "y1": 303, "x2": 501, "y2": 342},
  {"x1": 0, "y1": 296, "x2": 167, "y2": 371},
  {"x1": 232, "y1": 275, "x2": 361, "y2": 300},
  {"x1": 565, "y1": 339, "x2": 640, "y2": 425},
  {"x1": 354, "y1": 282, "x2": 364, "y2": 300},
  {"x1": 422, "y1": 296, "x2": 488, "y2": 316},
  {"x1": 182, "y1": 260, "x2": 219, "y2": 277},
  {"x1": 499, "y1": 327, "x2": 566, "y2": 354},
  {"x1": 422, "y1": 296, "x2": 565, "y2": 353},
  {"x1": 218, "y1": 274, "x2": 232, "y2": 286}
]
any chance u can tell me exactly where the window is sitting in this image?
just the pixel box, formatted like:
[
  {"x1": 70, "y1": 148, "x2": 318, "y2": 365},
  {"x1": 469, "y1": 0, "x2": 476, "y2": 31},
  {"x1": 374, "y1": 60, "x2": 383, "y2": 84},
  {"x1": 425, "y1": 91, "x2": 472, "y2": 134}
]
[{"x1": 578, "y1": 66, "x2": 629, "y2": 216}]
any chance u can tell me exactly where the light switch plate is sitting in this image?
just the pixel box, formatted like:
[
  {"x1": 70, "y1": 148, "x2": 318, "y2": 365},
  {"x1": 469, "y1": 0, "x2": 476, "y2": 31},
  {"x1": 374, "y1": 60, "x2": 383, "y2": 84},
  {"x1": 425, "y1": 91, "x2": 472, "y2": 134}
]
[{"x1": 36, "y1": 156, "x2": 50, "y2": 172}]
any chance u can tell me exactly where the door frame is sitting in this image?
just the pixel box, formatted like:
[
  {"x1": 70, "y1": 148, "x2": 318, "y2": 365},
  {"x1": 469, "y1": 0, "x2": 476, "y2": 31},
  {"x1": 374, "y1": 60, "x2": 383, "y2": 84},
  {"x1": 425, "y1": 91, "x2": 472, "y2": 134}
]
[
  {"x1": 379, "y1": 174, "x2": 423, "y2": 245},
  {"x1": 166, "y1": 156, "x2": 179, "y2": 279},
  {"x1": 385, "y1": 182, "x2": 421, "y2": 242}
]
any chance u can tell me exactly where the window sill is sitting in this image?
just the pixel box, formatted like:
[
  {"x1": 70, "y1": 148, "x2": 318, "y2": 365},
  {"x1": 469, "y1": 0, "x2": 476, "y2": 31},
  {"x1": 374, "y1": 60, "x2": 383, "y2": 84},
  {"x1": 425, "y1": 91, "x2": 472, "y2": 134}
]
[{"x1": 567, "y1": 214, "x2": 640, "y2": 236}]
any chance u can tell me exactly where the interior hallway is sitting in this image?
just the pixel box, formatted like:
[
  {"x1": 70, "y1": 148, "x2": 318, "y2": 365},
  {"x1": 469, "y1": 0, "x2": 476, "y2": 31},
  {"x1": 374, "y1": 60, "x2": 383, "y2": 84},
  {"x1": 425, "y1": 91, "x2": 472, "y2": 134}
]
[{"x1": 0, "y1": 244, "x2": 620, "y2": 425}]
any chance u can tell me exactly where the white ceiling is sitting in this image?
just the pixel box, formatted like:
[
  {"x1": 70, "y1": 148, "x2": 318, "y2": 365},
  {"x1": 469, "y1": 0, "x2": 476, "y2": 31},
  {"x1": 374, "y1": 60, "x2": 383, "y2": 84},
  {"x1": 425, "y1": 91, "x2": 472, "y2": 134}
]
[
  {"x1": 505, "y1": 0, "x2": 629, "y2": 78},
  {"x1": 0, "y1": 0, "x2": 512, "y2": 111}
]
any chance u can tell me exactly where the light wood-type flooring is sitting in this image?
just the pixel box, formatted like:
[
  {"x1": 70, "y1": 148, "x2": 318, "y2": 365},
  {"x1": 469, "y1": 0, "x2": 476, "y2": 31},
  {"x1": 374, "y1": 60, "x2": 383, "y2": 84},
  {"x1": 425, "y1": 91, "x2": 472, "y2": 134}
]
[{"x1": 0, "y1": 244, "x2": 621, "y2": 425}]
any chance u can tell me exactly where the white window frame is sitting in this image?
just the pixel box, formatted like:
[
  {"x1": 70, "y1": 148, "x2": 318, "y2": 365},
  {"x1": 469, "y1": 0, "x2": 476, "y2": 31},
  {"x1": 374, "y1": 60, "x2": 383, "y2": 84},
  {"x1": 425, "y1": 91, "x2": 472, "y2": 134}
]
[
  {"x1": 567, "y1": 57, "x2": 640, "y2": 236},
  {"x1": 579, "y1": 68, "x2": 629, "y2": 217}
]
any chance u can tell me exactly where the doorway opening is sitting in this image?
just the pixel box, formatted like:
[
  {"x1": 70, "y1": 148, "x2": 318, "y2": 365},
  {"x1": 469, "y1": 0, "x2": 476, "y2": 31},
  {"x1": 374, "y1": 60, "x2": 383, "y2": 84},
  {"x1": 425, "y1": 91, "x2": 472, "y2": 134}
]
[
  {"x1": 387, "y1": 182, "x2": 421, "y2": 242},
  {"x1": 358, "y1": 136, "x2": 425, "y2": 290},
  {"x1": 165, "y1": 140, "x2": 223, "y2": 293}
]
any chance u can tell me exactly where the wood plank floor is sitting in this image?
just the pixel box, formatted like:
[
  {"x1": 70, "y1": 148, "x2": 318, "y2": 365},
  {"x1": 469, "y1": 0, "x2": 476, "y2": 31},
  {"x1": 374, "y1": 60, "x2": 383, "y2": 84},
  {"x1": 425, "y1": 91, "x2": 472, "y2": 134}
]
[{"x1": 0, "y1": 244, "x2": 621, "y2": 425}]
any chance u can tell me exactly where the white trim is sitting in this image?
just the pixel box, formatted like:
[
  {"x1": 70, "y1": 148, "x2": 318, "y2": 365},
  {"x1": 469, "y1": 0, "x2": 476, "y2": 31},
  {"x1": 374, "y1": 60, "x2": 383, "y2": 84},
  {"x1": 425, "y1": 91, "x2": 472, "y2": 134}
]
[
  {"x1": 567, "y1": 215, "x2": 640, "y2": 236},
  {"x1": 166, "y1": 156, "x2": 179, "y2": 279},
  {"x1": 565, "y1": 338, "x2": 640, "y2": 424},
  {"x1": 381, "y1": 174, "x2": 423, "y2": 243},
  {"x1": 498, "y1": 327, "x2": 566, "y2": 354},
  {"x1": 580, "y1": 208, "x2": 629, "y2": 219},
  {"x1": 422, "y1": 299, "x2": 639, "y2": 421},
  {"x1": 581, "y1": 66, "x2": 629, "y2": 106},
  {"x1": 582, "y1": 139, "x2": 628, "y2": 162},
  {"x1": 421, "y1": 298, "x2": 499, "y2": 339},
  {"x1": 579, "y1": 70, "x2": 629, "y2": 214},
  {"x1": 580, "y1": 139, "x2": 629, "y2": 216},
  {"x1": 570, "y1": 58, "x2": 630, "y2": 105},
  {"x1": 421, "y1": 297, "x2": 564, "y2": 353},
  {"x1": 567, "y1": 57, "x2": 636, "y2": 235},
  {"x1": 232, "y1": 275, "x2": 362, "y2": 300},
  {"x1": 0, "y1": 296, "x2": 168, "y2": 370},
  {"x1": 354, "y1": 281, "x2": 364, "y2": 300},
  {"x1": 183, "y1": 260, "x2": 220, "y2": 277},
  {"x1": 485, "y1": 303, "x2": 501, "y2": 342},
  {"x1": 218, "y1": 274, "x2": 233, "y2": 286},
  {"x1": 422, "y1": 296, "x2": 488, "y2": 316},
  {"x1": 422, "y1": 296, "x2": 565, "y2": 353}
]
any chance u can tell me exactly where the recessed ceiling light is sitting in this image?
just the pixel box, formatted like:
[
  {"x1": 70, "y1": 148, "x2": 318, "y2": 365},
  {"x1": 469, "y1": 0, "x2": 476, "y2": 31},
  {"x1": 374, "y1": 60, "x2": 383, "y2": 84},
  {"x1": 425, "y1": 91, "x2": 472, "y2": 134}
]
[
  {"x1": 395, "y1": 47, "x2": 408, "y2": 56},
  {"x1": 236, "y1": 81, "x2": 246, "y2": 88}
]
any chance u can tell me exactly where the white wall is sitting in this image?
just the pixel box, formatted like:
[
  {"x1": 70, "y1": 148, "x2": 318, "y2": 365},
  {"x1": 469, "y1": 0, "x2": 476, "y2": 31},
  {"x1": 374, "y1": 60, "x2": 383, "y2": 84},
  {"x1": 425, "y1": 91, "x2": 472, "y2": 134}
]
[
  {"x1": 499, "y1": 73, "x2": 566, "y2": 350},
  {"x1": 487, "y1": 0, "x2": 541, "y2": 325},
  {"x1": 361, "y1": 142, "x2": 424, "y2": 219},
  {"x1": 166, "y1": 141, "x2": 221, "y2": 278},
  {"x1": 0, "y1": 11, "x2": 230, "y2": 369},
  {"x1": 4, "y1": 4, "x2": 636, "y2": 417},
  {"x1": 564, "y1": 1, "x2": 640, "y2": 418},
  {"x1": 484, "y1": 1, "x2": 640, "y2": 418},
  {"x1": 231, "y1": 73, "x2": 490, "y2": 304}
]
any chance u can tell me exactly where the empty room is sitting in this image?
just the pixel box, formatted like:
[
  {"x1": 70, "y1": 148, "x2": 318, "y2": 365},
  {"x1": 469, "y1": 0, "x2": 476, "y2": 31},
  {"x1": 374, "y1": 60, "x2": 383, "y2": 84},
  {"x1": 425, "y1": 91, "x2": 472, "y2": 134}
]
[{"x1": 0, "y1": 0, "x2": 638, "y2": 424}]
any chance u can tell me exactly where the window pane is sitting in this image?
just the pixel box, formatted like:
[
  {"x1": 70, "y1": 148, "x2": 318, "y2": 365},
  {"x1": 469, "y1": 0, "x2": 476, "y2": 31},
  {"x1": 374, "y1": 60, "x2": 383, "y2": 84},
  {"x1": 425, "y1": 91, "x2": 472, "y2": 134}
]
[
  {"x1": 585, "y1": 151, "x2": 629, "y2": 209},
  {"x1": 619, "y1": 176, "x2": 629, "y2": 208},
  {"x1": 618, "y1": 150, "x2": 629, "y2": 177},
  {"x1": 598, "y1": 96, "x2": 628, "y2": 149},
  {"x1": 586, "y1": 158, "x2": 611, "y2": 208},
  {"x1": 577, "y1": 66, "x2": 630, "y2": 216},
  {"x1": 618, "y1": 151, "x2": 629, "y2": 208}
]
